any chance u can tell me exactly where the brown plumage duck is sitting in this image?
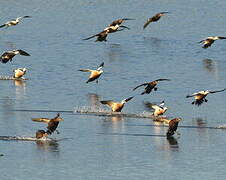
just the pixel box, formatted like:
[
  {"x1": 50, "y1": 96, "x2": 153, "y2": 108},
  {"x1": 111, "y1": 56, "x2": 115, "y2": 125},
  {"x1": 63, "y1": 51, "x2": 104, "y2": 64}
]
[
  {"x1": 79, "y1": 62, "x2": 104, "y2": 83},
  {"x1": 0, "y1": 50, "x2": 30, "y2": 63},
  {"x1": 186, "y1": 88, "x2": 226, "y2": 106},
  {"x1": 100, "y1": 96, "x2": 134, "y2": 112},
  {"x1": 199, "y1": 36, "x2": 226, "y2": 48},
  {"x1": 133, "y1": 79, "x2": 170, "y2": 95},
  {"x1": 143, "y1": 12, "x2": 168, "y2": 29},
  {"x1": 13, "y1": 68, "x2": 27, "y2": 79},
  {"x1": 32, "y1": 113, "x2": 63, "y2": 135},
  {"x1": 166, "y1": 118, "x2": 181, "y2": 137}
]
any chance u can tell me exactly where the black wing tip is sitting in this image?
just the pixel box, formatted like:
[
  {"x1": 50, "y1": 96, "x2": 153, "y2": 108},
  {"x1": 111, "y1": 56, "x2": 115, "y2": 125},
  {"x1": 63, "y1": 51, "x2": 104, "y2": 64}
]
[
  {"x1": 23, "y1": 16, "x2": 31, "y2": 18},
  {"x1": 122, "y1": 18, "x2": 135, "y2": 21}
]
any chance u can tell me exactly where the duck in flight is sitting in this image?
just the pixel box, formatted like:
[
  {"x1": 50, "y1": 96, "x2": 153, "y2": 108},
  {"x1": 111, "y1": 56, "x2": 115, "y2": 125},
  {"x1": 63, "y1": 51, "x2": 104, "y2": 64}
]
[
  {"x1": 79, "y1": 62, "x2": 104, "y2": 83},
  {"x1": 144, "y1": 100, "x2": 167, "y2": 116},
  {"x1": 199, "y1": 36, "x2": 226, "y2": 48},
  {"x1": 143, "y1": 12, "x2": 168, "y2": 29},
  {"x1": 133, "y1": 79, "x2": 170, "y2": 95},
  {"x1": 186, "y1": 88, "x2": 226, "y2": 106},
  {"x1": 32, "y1": 113, "x2": 63, "y2": 135},
  {"x1": 83, "y1": 29, "x2": 110, "y2": 42},
  {"x1": 0, "y1": 49, "x2": 30, "y2": 64},
  {"x1": 0, "y1": 16, "x2": 31, "y2": 28},
  {"x1": 166, "y1": 118, "x2": 181, "y2": 137},
  {"x1": 13, "y1": 68, "x2": 27, "y2": 79},
  {"x1": 100, "y1": 96, "x2": 134, "y2": 112},
  {"x1": 105, "y1": 18, "x2": 134, "y2": 32}
]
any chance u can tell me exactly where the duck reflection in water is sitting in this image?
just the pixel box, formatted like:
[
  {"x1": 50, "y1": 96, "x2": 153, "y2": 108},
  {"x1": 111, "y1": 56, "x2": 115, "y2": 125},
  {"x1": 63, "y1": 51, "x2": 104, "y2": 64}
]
[
  {"x1": 167, "y1": 136, "x2": 178, "y2": 147},
  {"x1": 14, "y1": 80, "x2": 26, "y2": 87},
  {"x1": 202, "y1": 59, "x2": 218, "y2": 79},
  {"x1": 36, "y1": 139, "x2": 59, "y2": 152}
]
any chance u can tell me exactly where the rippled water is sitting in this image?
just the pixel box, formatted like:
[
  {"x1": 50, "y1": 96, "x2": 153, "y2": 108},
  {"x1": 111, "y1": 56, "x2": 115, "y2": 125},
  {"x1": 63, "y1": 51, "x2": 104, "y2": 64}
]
[{"x1": 1, "y1": 0, "x2": 226, "y2": 179}]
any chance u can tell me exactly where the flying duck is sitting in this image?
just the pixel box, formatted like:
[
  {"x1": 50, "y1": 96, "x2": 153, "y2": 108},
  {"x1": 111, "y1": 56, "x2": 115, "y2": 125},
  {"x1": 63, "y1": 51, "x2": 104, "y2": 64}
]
[
  {"x1": 0, "y1": 16, "x2": 31, "y2": 28},
  {"x1": 133, "y1": 79, "x2": 170, "y2": 95},
  {"x1": 186, "y1": 88, "x2": 226, "y2": 106},
  {"x1": 144, "y1": 101, "x2": 167, "y2": 116},
  {"x1": 79, "y1": 62, "x2": 104, "y2": 83},
  {"x1": 199, "y1": 36, "x2": 226, "y2": 48},
  {"x1": 104, "y1": 24, "x2": 129, "y2": 33},
  {"x1": 100, "y1": 96, "x2": 134, "y2": 112},
  {"x1": 32, "y1": 113, "x2": 63, "y2": 135},
  {"x1": 36, "y1": 130, "x2": 48, "y2": 139},
  {"x1": 143, "y1": 12, "x2": 168, "y2": 29},
  {"x1": 166, "y1": 118, "x2": 181, "y2": 137},
  {"x1": 13, "y1": 68, "x2": 27, "y2": 79},
  {"x1": 83, "y1": 29, "x2": 110, "y2": 42},
  {"x1": 0, "y1": 50, "x2": 30, "y2": 64},
  {"x1": 108, "y1": 18, "x2": 134, "y2": 26}
]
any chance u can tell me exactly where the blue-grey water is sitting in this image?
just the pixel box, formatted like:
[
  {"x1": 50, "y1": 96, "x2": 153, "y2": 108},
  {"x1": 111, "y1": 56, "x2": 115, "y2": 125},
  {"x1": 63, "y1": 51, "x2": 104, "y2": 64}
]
[{"x1": 1, "y1": 0, "x2": 226, "y2": 179}]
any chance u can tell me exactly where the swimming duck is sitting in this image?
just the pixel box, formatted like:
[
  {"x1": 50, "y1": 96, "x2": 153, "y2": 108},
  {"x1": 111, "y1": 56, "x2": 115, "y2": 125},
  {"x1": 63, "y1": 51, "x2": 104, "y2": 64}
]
[
  {"x1": 186, "y1": 88, "x2": 226, "y2": 106},
  {"x1": 144, "y1": 100, "x2": 167, "y2": 116},
  {"x1": 32, "y1": 113, "x2": 63, "y2": 135},
  {"x1": 36, "y1": 130, "x2": 48, "y2": 139},
  {"x1": 199, "y1": 36, "x2": 226, "y2": 48},
  {"x1": 133, "y1": 79, "x2": 170, "y2": 95},
  {"x1": 166, "y1": 118, "x2": 181, "y2": 137},
  {"x1": 13, "y1": 68, "x2": 27, "y2": 79},
  {"x1": 143, "y1": 12, "x2": 168, "y2": 29},
  {"x1": 0, "y1": 49, "x2": 30, "y2": 63},
  {"x1": 0, "y1": 16, "x2": 31, "y2": 28},
  {"x1": 100, "y1": 96, "x2": 134, "y2": 112},
  {"x1": 79, "y1": 62, "x2": 104, "y2": 83},
  {"x1": 83, "y1": 29, "x2": 110, "y2": 42}
]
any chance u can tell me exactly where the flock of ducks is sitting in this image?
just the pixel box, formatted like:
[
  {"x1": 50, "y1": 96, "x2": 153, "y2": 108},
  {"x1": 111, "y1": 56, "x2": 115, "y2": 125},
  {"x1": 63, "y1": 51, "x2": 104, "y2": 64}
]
[
  {"x1": 0, "y1": 16, "x2": 63, "y2": 140},
  {"x1": 1, "y1": 11, "x2": 226, "y2": 140},
  {"x1": 80, "y1": 12, "x2": 226, "y2": 138}
]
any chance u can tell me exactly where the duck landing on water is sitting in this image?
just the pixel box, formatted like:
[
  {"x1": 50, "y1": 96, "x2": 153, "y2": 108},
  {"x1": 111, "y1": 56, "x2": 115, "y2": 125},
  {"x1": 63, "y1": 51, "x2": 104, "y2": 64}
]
[
  {"x1": 133, "y1": 79, "x2": 170, "y2": 95},
  {"x1": 79, "y1": 62, "x2": 104, "y2": 83},
  {"x1": 0, "y1": 16, "x2": 31, "y2": 28},
  {"x1": 82, "y1": 29, "x2": 110, "y2": 42},
  {"x1": 100, "y1": 96, "x2": 134, "y2": 112},
  {"x1": 143, "y1": 12, "x2": 168, "y2": 29},
  {"x1": 199, "y1": 36, "x2": 226, "y2": 48},
  {"x1": 144, "y1": 100, "x2": 167, "y2": 116},
  {"x1": 166, "y1": 118, "x2": 181, "y2": 137},
  {"x1": 186, "y1": 88, "x2": 226, "y2": 106},
  {"x1": 0, "y1": 50, "x2": 30, "y2": 64},
  {"x1": 13, "y1": 68, "x2": 27, "y2": 79},
  {"x1": 32, "y1": 113, "x2": 64, "y2": 135}
]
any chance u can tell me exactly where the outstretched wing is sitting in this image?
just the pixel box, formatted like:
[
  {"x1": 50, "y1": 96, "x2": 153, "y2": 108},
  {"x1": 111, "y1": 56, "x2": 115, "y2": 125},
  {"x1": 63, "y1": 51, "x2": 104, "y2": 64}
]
[
  {"x1": 143, "y1": 19, "x2": 152, "y2": 29},
  {"x1": 82, "y1": 34, "x2": 98, "y2": 40},
  {"x1": 209, "y1": 88, "x2": 226, "y2": 94},
  {"x1": 0, "y1": 24, "x2": 6, "y2": 28},
  {"x1": 32, "y1": 118, "x2": 50, "y2": 123},
  {"x1": 186, "y1": 92, "x2": 199, "y2": 98},
  {"x1": 78, "y1": 69, "x2": 92, "y2": 72},
  {"x1": 133, "y1": 83, "x2": 149, "y2": 91},
  {"x1": 18, "y1": 50, "x2": 30, "y2": 56},
  {"x1": 155, "y1": 78, "x2": 171, "y2": 82},
  {"x1": 100, "y1": 100, "x2": 115, "y2": 107}
]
